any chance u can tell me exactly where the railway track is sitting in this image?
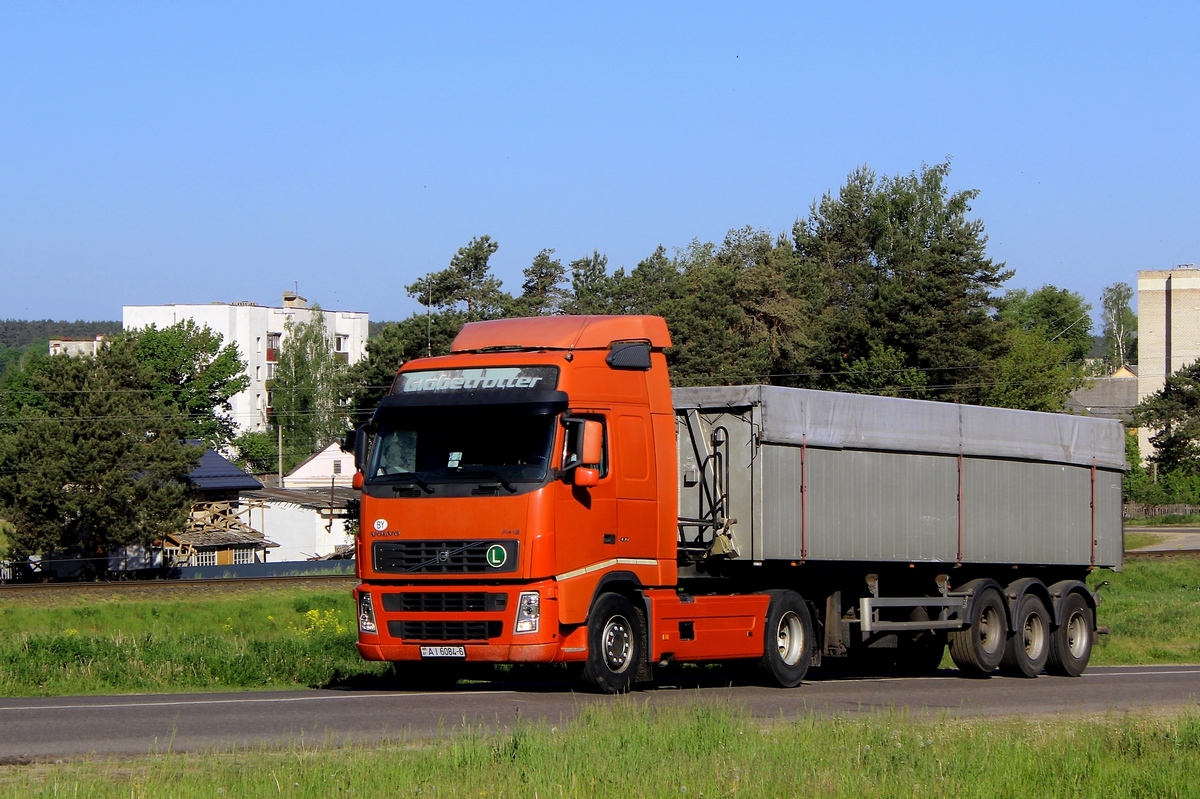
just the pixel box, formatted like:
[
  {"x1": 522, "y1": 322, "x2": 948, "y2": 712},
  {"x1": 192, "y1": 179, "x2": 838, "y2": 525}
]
[
  {"x1": 1124, "y1": 548, "x2": 1200, "y2": 559},
  {"x1": 2, "y1": 550, "x2": 1195, "y2": 595},
  {"x1": 0, "y1": 573, "x2": 359, "y2": 596}
]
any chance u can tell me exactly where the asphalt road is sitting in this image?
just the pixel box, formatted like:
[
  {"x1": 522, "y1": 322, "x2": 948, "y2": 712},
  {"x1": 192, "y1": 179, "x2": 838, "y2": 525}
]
[{"x1": 2, "y1": 664, "x2": 1197, "y2": 762}]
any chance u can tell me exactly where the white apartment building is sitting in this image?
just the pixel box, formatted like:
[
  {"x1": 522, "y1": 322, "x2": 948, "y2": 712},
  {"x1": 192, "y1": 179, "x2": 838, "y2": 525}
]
[
  {"x1": 1136, "y1": 265, "x2": 1200, "y2": 455},
  {"x1": 123, "y1": 292, "x2": 369, "y2": 435}
]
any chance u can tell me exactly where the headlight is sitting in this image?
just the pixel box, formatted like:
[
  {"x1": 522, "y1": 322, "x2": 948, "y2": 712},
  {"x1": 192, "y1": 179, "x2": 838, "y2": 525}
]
[
  {"x1": 358, "y1": 591, "x2": 378, "y2": 634},
  {"x1": 514, "y1": 591, "x2": 540, "y2": 634}
]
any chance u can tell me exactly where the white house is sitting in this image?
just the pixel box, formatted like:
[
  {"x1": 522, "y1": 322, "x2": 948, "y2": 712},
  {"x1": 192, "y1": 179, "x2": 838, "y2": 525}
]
[
  {"x1": 243, "y1": 486, "x2": 356, "y2": 562},
  {"x1": 122, "y1": 291, "x2": 369, "y2": 436},
  {"x1": 285, "y1": 441, "x2": 355, "y2": 488}
]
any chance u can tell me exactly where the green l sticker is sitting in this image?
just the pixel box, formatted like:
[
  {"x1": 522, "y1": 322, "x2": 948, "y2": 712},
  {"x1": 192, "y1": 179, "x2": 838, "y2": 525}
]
[{"x1": 486, "y1": 544, "x2": 507, "y2": 568}]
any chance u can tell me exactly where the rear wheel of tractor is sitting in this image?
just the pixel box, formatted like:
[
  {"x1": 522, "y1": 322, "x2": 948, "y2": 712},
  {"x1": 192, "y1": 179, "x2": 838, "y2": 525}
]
[
  {"x1": 949, "y1": 587, "x2": 1006, "y2": 677},
  {"x1": 1000, "y1": 594, "x2": 1051, "y2": 678},
  {"x1": 895, "y1": 606, "x2": 946, "y2": 676},
  {"x1": 582, "y1": 593, "x2": 643, "y2": 694},
  {"x1": 1046, "y1": 592, "x2": 1093, "y2": 677},
  {"x1": 897, "y1": 633, "x2": 946, "y2": 676},
  {"x1": 756, "y1": 590, "x2": 814, "y2": 688}
]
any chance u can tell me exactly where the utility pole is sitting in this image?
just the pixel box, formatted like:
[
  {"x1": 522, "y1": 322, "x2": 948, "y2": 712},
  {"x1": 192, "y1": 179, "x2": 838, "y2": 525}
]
[{"x1": 278, "y1": 423, "x2": 284, "y2": 489}]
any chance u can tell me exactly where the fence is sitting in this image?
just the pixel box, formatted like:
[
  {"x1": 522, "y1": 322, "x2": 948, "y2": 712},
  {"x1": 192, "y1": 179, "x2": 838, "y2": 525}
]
[{"x1": 1123, "y1": 503, "x2": 1200, "y2": 519}]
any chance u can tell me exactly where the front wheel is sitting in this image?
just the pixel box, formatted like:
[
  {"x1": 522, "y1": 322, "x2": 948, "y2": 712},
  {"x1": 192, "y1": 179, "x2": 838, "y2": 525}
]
[
  {"x1": 1046, "y1": 592, "x2": 1093, "y2": 677},
  {"x1": 756, "y1": 590, "x2": 814, "y2": 688},
  {"x1": 582, "y1": 593, "x2": 643, "y2": 694}
]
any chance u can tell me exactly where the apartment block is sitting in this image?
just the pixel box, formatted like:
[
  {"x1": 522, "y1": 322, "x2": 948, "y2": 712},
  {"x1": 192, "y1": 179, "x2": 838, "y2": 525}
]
[
  {"x1": 1136, "y1": 265, "x2": 1200, "y2": 454},
  {"x1": 123, "y1": 292, "x2": 369, "y2": 436}
]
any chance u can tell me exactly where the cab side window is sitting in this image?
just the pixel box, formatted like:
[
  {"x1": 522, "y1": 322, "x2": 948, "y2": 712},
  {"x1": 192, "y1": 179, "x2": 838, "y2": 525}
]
[{"x1": 561, "y1": 414, "x2": 608, "y2": 477}]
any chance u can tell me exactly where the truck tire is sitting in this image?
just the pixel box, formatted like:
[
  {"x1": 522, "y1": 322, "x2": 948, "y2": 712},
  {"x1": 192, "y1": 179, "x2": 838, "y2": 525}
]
[
  {"x1": 895, "y1": 606, "x2": 946, "y2": 676},
  {"x1": 897, "y1": 632, "x2": 946, "y2": 676},
  {"x1": 582, "y1": 593, "x2": 643, "y2": 694},
  {"x1": 1046, "y1": 592, "x2": 1093, "y2": 677},
  {"x1": 756, "y1": 590, "x2": 814, "y2": 688},
  {"x1": 948, "y1": 586, "x2": 1006, "y2": 677},
  {"x1": 999, "y1": 594, "x2": 1050, "y2": 678}
]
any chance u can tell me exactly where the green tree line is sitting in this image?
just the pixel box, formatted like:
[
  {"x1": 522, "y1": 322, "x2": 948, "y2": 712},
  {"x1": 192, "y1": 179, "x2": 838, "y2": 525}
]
[
  {"x1": 0, "y1": 321, "x2": 247, "y2": 567},
  {"x1": 0, "y1": 160, "x2": 1154, "y2": 566},
  {"x1": 349, "y1": 162, "x2": 1133, "y2": 424},
  {"x1": 0, "y1": 320, "x2": 122, "y2": 382}
]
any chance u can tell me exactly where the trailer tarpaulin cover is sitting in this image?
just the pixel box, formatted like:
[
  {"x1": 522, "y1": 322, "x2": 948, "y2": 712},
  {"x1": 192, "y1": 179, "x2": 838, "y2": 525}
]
[{"x1": 671, "y1": 385, "x2": 1127, "y2": 471}]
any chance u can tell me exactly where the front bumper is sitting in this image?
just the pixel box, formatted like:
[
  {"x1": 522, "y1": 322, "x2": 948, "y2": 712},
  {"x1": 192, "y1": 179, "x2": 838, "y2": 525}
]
[{"x1": 354, "y1": 579, "x2": 573, "y2": 664}]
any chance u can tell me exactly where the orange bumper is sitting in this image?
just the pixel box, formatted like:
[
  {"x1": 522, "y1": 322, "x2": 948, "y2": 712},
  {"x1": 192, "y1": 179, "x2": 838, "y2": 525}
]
[{"x1": 354, "y1": 579, "x2": 577, "y2": 664}]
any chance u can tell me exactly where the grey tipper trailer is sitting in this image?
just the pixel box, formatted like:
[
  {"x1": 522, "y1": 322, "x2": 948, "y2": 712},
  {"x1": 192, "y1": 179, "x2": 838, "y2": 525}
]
[{"x1": 672, "y1": 385, "x2": 1127, "y2": 678}]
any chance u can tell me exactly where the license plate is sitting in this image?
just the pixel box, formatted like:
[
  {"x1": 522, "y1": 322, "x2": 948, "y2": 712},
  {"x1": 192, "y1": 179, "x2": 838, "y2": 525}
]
[{"x1": 420, "y1": 645, "x2": 466, "y2": 658}]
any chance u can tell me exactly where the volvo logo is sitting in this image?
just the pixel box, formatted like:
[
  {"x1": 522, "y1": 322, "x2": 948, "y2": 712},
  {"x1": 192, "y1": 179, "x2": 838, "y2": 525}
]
[{"x1": 437, "y1": 550, "x2": 451, "y2": 563}]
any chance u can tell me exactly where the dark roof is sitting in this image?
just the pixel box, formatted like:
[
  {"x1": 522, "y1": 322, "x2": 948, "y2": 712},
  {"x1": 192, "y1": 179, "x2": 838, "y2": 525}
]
[
  {"x1": 168, "y1": 530, "x2": 278, "y2": 548},
  {"x1": 244, "y1": 485, "x2": 358, "y2": 510},
  {"x1": 188, "y1": 447, "x2": 264, "y2": 492},
  {"x1": 1064, "y1": 376, "x2": 1138, "y2": 423}
]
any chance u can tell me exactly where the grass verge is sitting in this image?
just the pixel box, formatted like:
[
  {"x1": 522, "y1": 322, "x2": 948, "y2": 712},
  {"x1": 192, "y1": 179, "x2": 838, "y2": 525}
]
[
  {"x1": 0, "y1": 557, "x2": 1197, "y2": 696},
  {"x1": 1125, "y1": 513, "x2": 1200, "y2": 526},
  {"x1": 1, "y1": 701, "x2": 1198, "y2": 798},
  {"x1": 1124, "y1": 531, "x2": 1168, "y2": 550},
  {"x1": 1090, "y1": 556, "x2": 1200, "y2": 664}
]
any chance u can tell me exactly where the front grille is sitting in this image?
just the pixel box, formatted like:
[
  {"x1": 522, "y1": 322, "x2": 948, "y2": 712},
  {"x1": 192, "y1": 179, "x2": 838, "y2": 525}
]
[
  {"x1": 382, "y1": 592, "x2": 507, "y2": 613},
  {"x1": 389, "y1": 620, "x2": 503, "y2": 641},
  {"x1": 373, "y1": 540, "x2": 518, "y2": 574}
]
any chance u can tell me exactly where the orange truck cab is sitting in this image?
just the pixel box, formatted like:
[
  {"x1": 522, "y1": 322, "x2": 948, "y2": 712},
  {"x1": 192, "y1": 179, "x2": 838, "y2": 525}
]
[{"x1": 352, "y1": 315, "x2": 771, "y2": 692}]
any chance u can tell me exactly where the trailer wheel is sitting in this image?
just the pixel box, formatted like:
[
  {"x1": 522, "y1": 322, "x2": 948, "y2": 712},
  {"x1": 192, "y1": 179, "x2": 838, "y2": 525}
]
[
  {"x1": 582, "y1": 593, "x2": 643, "y2": 694},
  {"x1": 1046, "y1": 592, "x2": 1093, "y2": 677},
  {"x1": 949, "y1": 586, "x2": 1006, "y2": 677},
  {"x1": 999, "y1": 595, "x2": 1050, "y2": 678},
  {"x1": 756, "y1": 590, "x2": 814, "y2": 688}
]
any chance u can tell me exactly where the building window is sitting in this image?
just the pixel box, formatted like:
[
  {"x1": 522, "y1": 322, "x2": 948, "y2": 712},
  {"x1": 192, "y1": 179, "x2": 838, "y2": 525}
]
[
  {"x1": 334, "y1": 335, "x2": 347, "y2": 352},
  {"x1": 333, "y1": 460, "x2": 342, "y2": 474},
  {"x1": 266, "y1": 333, "x2": 281, "y2": 362},
  {"x1": 266, "y1": 363, "x2": 276, "y2": 381},
  {"x1": 194, "y1": 551, "x2": 217, "y2": 567},
  {"x1": 255, "y1": 365, "x2": 262, "y2": 382},
  {"x1": 256, "y1": 336, "x2": 262, "y2": 353},
  {"x1": 233, "y1": 549, "x2": 255, "y2": 565}
]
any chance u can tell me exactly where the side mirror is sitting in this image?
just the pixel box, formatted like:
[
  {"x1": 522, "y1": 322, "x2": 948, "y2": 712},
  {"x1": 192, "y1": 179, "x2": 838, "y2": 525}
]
[
  {"x1": 575, "y1": 467, "x2": 600, "y2": 488},
  {"x1": 354, "y1": 424, "x2": 374, "y2": 471},
  {"x1": 581, "y1": 420, "x2": 603, "y2": 465},
  {"x1": 352, "y1": 472, "x2": 364, "y2": 490}
]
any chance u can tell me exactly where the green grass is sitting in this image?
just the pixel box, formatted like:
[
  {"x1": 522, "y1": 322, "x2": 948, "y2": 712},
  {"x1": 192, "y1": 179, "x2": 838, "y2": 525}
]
[
  {"x1": 1125, "y1": 513, "x2": 1200, "y2": 526},
  {"x1": 1124, "y1": 531, "x2": 1168, "y2": 550},
  {"x1": 1089, "y1": 557, "x2": 1200, "y2": 664},
  {"x1": 1, "y1": 702, "x2": 1198, "y2": 798},
  {"x1": 0, "y1": 584, "x2": 390, "y2": 696},
  {"x1": 0, "y1": 558, "x2": 1197, "y2": 697}
]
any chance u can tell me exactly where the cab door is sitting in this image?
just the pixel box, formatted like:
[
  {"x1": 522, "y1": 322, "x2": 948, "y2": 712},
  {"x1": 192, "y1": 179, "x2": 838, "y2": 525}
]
[{"x1": 554, "y1": 413, "x2": 617, "y2": 621}]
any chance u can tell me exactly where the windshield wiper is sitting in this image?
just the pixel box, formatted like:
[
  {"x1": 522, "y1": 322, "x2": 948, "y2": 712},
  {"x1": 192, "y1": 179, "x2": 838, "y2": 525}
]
[
  {"x1": 389, "y1": 472, "x2": 434, "y2": 494},
  {"x1": 460, "y1": 468, "x2": 518, "y2": 494}
]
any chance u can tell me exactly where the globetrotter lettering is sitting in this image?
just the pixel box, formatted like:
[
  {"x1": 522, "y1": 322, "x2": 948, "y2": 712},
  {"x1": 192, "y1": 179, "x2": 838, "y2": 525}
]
[{"x1": 401, "y1": 368, "x2": 544, "y2": 393}]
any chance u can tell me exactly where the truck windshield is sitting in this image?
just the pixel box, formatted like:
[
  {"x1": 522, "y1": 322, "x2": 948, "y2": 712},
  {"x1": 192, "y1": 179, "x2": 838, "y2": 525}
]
[{"x1": 368, "y1": 405, "x2": 557, "y2": 486}]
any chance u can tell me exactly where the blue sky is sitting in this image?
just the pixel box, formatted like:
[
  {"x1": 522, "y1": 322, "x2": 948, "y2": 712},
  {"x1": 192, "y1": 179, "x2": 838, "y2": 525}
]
[{"x1": 2, "y1": 3, "x2": 1198, "y2": 327}]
